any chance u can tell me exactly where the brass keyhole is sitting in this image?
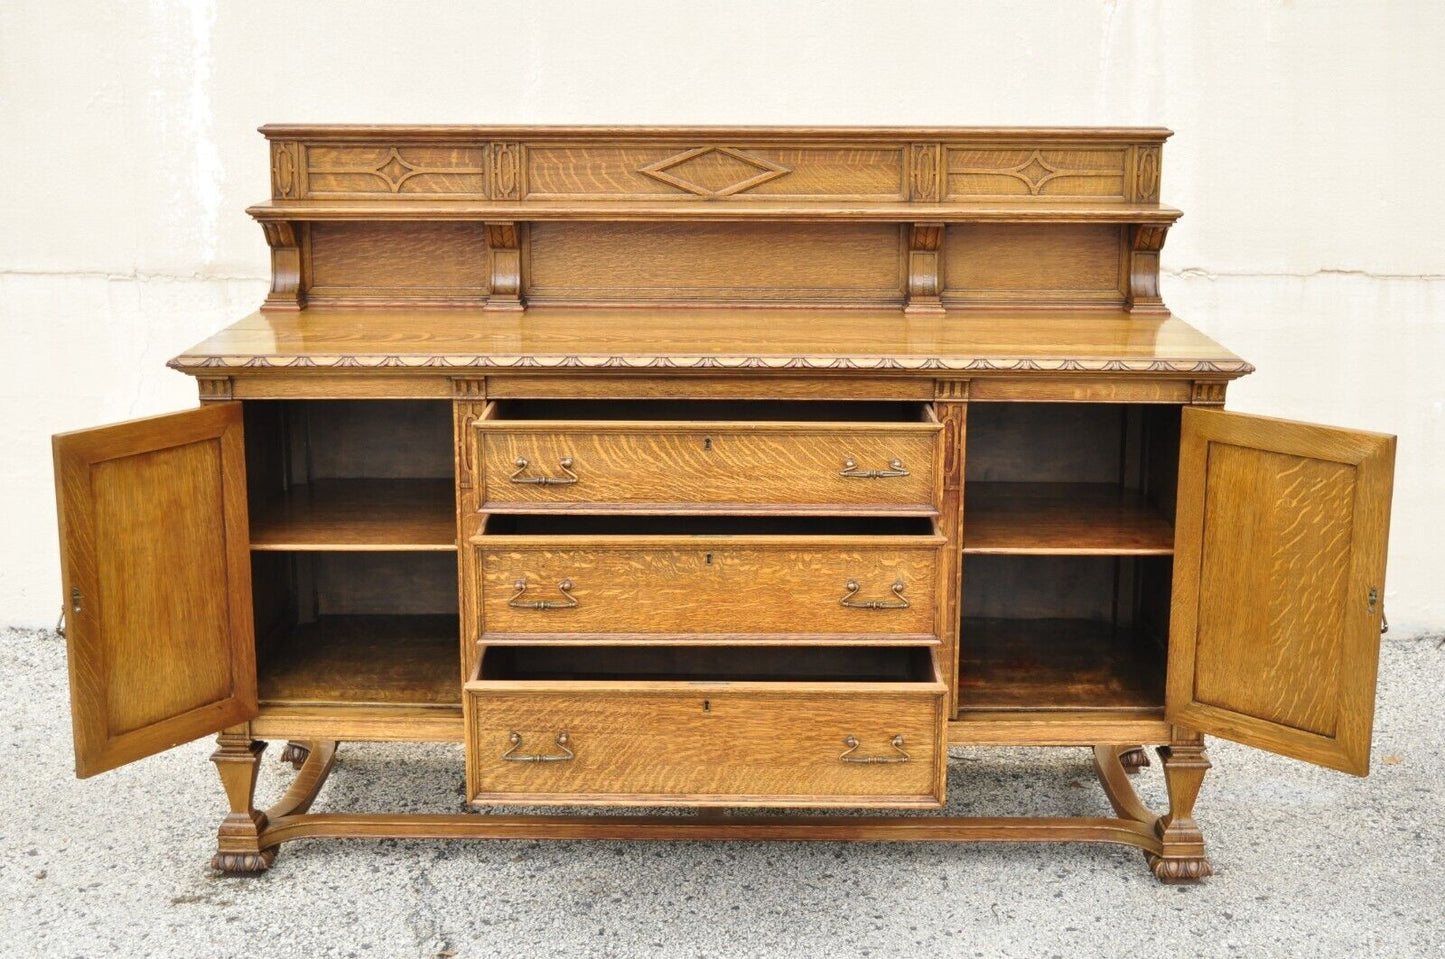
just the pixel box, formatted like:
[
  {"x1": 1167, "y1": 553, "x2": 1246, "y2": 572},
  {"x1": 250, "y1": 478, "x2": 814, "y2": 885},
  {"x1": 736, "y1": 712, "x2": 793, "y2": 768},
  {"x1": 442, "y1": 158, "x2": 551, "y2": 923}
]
[
  {"x1": 705, "y1": 553, "x2": 713, "y2": 565},
  {"x1": 703, "y1": 437, "x2": 712, "y2": 451},
  {"x1": 703, "y1": 700, "x2": 711, "y2": 712}
]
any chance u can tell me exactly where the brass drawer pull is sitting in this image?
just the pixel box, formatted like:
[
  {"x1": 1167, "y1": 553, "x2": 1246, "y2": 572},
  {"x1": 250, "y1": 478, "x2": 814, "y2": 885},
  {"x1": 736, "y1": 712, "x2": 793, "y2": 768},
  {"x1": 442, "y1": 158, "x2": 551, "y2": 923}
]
[
  {"x1": 840, "y1": 579, "x2": 909, "y2": 609},
  {"x1": 509, "y1": 578, "x2": 578, "y2": 610},
  {"x1": 840, "y1": 735, "x2": 910, "y2": 764},
  {"x1": 840, "y1": 457, "x2": 909, "y2": 479},
  {"x1": 510, "y1": 456, "x2": 578, "y2": 485},
  {"x1": 503, "y1": 731, "x2": 574, "y2": 763}
]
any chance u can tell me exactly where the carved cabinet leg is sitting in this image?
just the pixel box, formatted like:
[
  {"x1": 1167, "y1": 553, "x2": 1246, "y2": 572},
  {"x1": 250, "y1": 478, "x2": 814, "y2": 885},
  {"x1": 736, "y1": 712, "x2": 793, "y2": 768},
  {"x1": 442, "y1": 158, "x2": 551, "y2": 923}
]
[
  {"x1": 1119, "y1": 746, "x2": 1151, "y2": 775},
  {"x1": 1147, "y1": 733, "x2": 1214, "y2": 883},
  {"x1": 280, "y1": 741, "x2": 311, "y2": 769},
  {"x1": 210, "y1": 727, "x2": 275, "y2": 875}
]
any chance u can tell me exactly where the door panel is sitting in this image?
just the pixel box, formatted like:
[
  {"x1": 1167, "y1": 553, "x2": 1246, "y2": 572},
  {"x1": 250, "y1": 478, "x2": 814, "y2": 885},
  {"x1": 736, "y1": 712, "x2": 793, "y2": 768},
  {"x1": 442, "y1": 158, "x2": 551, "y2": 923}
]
[
  {"x1": 54, "y1": 404, "x2": 256, "y2": 777},
  {"x1": 1167, "y1": 408, "x2": 1394, "y2": 774}
]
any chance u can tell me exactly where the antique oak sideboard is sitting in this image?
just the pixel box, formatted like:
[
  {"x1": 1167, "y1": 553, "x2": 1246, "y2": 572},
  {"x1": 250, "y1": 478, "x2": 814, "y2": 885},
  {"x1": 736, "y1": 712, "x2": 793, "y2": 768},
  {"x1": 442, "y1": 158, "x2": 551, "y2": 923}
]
[{"x1": 52, "y1": 126, "x2": 1395, "y2": 883}]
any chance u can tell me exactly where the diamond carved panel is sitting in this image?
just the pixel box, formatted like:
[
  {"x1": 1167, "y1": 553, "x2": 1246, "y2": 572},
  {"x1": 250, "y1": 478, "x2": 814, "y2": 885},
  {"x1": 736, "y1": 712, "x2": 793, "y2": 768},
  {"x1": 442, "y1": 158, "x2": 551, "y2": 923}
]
[{"x1": 639, "y1": 147, "x2": 792, "y2": 198}]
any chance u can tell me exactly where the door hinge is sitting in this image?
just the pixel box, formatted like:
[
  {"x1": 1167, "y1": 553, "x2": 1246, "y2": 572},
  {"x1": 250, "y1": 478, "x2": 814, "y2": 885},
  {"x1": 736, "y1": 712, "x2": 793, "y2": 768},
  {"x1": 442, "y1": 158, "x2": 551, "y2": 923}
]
[
  {"x1": 1368, "y1": 586, "x2": 1387, "y2": 635},
  {"x1": 58, "y1": 587, "x2": 81, "y2": 637}
]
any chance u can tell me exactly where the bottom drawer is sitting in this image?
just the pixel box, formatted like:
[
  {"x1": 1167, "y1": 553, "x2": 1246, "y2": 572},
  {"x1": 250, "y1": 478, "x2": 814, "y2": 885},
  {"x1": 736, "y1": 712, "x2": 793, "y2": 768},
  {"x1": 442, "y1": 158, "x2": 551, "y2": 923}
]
[{"x1": 464, "y1": 646, "x2": 946, "y2": 808}]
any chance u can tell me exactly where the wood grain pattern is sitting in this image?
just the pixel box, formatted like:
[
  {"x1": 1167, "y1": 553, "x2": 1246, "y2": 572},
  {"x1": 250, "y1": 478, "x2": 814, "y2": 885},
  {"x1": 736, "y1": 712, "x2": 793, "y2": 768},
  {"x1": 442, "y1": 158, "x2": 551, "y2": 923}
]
[
  {"x1": 945, "y1": 147, "x2": 1127, "y2": 199},
  {"x1": 1168, "y1": 408, "x2": 1395, "y2": 774},
  {"x1": 307, "y1": 222, "x2": 489, "y2": 306},
  {"x1": 964, "y1": 482, "x2": 1174, "y2": 555},
  {"x1": 476, "y1": 533, "x2": 942, "y2": 640},
  {"x1": 476, "y1": 420, "x2": 942, "y2": 514},
  {"x1": 53, "y1": 404, "x2": 256, "y2": 777},
  {"x1": 249, "y1": 478, "x2": 455, "y2": 551},
  {"x1": 464, "y1": 654, "x2": 945, "y2": 807},
  {"x1": 258, "y1": 615, "x2": 460, "y2": 707},
  {"x1": 527, "y1": 222, "x2": 905, "y2": 305},
  {"x1": 170, "y1": 308, "x2": 1251, "y2": 377},
  {"x1": 943, "y1": 224, "x2": 1125, "y2": 306}
]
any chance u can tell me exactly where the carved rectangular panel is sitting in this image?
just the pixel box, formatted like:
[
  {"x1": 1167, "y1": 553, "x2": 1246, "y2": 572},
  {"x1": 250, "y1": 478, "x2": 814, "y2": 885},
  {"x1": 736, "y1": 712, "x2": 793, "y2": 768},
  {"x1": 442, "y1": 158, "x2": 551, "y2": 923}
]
[
  {"x1": 308, "y1": 222, "x2": 489, "y2": 305},
  {"x1": 943, "y1": 224, "x2": 1125, "y2": 305},
  {"x1": 525, "y1": 145, "x2": 906, "y2": 200},
  {"x1": 945, "y1": 147, "x2": 1127, "y2": 199},
  {"x1": 1168, "y1": 409, "x2": 1395, "y2": 775},
  {"x1": 527, "y1": 222, "x2": 905, "y2": 304},
  {"x1": 306, "y1": 145, "x2": 487, "y2": 196}
]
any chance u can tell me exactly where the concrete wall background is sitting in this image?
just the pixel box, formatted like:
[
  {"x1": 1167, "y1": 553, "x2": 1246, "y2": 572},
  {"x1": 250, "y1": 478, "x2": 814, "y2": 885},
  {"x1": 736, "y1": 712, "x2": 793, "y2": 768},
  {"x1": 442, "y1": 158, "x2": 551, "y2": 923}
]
[{"x1": 2, "y1": 1, "x2": 1441, "y2": 628}]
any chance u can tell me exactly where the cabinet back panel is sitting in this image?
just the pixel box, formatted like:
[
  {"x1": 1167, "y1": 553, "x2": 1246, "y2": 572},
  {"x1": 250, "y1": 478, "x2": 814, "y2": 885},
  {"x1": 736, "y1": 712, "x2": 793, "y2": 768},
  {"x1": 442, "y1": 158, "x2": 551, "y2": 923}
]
[
  {"x1": 311, "y1": 553, "x2": 459, "y2": 617},
  {"x1": 966, "y1": 403, "x2": 1127, "y2": 484},
  {"x1": 527, "y1": 222, "x2": 906, "y2": 304},
  {"x1": 308, "y1": 222, "x2": 489, "y2": 303},
  {"x1": 943, "y1": 224, "x2": 1124, "y2": 305}
]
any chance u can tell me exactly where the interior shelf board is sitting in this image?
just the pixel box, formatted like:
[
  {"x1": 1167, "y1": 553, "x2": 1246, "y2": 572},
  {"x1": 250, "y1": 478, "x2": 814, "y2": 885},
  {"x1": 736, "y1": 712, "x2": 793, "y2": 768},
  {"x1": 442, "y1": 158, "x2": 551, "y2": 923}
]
[
  {"x1": 963, "y1": 482, "x2": 1175, "y2": 555},
  {"x1": 250, "y1": 478, "x2": 456, "y2": 551},
  {"x1": 956, "y1": 617, "x2": 1165, "y2": 712},
  {"x1": 258, "y1": 614, "x2": 461, "y2": 708}
]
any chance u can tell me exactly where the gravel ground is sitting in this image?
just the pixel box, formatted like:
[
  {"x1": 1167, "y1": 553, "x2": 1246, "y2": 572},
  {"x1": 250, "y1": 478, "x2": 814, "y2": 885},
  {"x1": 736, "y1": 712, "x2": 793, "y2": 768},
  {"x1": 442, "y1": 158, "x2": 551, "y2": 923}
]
[{"x1": 0, "y1": 625, "x2": 1441, "y2": 959}]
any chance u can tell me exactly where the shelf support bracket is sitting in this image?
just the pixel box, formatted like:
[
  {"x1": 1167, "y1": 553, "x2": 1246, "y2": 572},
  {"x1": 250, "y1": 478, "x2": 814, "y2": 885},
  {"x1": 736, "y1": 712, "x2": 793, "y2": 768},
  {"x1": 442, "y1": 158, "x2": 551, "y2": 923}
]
[
  {"x1": 485, "y1": 221, "x2": 524, "y2": 312},
  {"x1": 905, "y1": 223, "x2": 946, "y2": 315},
  {"x1": 1126, "y1": 224, "x2": 1169, "y2": 315},
  {"x1": 260, "y1": 221, "x2": 306, "y2": 312}
]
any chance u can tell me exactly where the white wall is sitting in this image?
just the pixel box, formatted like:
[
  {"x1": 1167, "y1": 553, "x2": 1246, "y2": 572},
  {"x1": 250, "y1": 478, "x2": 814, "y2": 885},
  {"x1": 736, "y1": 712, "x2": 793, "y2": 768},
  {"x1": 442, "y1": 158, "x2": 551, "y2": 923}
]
[{"x1": 2, "y1": 1, "x2": 1441, "y2": 629}]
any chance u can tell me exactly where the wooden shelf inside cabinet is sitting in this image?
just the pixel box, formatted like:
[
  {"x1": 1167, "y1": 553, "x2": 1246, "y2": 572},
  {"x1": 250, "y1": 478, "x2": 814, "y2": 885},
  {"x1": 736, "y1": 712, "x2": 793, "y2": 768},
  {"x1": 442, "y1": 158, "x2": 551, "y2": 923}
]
[
  {"x1": 956, "y1": 618, "x2": 1165, "y2": 712},
  {"x1": 258, "y1": 615, "x2": 461, "y2": 708},
  {"x1": 250, "y1": 479, "x2": 456, "y2": 551},
  {"x1": 963, "y1": 483, "x2": 1174, "y2": 555}
]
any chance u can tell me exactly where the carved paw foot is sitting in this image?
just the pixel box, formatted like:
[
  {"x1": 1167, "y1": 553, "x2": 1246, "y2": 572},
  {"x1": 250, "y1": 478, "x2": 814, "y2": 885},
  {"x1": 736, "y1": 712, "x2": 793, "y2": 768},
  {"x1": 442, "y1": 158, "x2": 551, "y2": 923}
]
[
  {"x1": 1146, "y1": 853, "x2": 1213, "y2": 884},
  {"x1": 210, "y1": 849, "x2": 276, "y2": 875},
  {"x1": 280, "y1": 742, "x2": 310, "y2": 769},
  {"x1": 1119, "y1": 747, "x2": 1151, "y2": 775}
]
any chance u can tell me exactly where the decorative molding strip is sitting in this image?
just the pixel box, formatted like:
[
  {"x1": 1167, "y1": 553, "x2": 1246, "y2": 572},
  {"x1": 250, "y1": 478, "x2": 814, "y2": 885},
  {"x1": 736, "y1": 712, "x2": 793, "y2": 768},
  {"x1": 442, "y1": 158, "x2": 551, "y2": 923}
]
[
  {"x1": 948, "y1": 148, "x2": 1123, "y2": 198},
  {"x1": 171, "y1": 353, "x2": 1255, "y2": 375},
  {"x1": 638, "y1": 146, "x2": 792, "y2": 198},
  {"x1": 304, "y1": 145, "x2": 485, "y2": 196},
  {"x1": 1126, "y1": 224, "x2": 1169, "y2": 315},
  {"x1": 484, "y1": 221, "x2": 523, "y2": 311},
  {"x1": 905, "y1": 223, "x2": 945, "y2": 315},
  {"x1": 259, "y1": 221, "x2": 305, "y2": 311}
]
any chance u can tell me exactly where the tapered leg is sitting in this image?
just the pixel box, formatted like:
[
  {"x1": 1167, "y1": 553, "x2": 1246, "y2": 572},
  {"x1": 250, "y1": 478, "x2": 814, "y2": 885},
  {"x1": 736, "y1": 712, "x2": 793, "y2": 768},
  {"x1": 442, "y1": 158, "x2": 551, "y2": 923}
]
[
  {"x1": 280, "y1": 741, "x2": 311, "y2": 770},
  {"x1": 1118, "y1": 746, "x2": 1151, "y2": 775},
  {"x1": 210, "y1": 726, "x2": 274, "y2": 875},
  {"x1": 1146, "y1": 732, "x2": 1213, "y2": 883}
]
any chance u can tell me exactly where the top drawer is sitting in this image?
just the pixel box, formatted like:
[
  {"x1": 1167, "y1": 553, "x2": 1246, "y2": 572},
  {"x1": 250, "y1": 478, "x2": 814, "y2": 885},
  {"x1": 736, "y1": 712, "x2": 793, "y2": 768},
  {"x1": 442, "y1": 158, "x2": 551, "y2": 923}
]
[{"x1": 474, "y1": 401, "x2": 942, "y2": 514}]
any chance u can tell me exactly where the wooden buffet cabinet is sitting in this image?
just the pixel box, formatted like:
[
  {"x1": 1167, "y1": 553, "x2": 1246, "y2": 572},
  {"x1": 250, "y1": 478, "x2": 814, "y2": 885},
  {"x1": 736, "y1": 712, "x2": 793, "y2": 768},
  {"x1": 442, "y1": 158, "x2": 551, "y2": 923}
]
[{"x1": 52, "y1": 126, "x2": 1396, "y2": 882}]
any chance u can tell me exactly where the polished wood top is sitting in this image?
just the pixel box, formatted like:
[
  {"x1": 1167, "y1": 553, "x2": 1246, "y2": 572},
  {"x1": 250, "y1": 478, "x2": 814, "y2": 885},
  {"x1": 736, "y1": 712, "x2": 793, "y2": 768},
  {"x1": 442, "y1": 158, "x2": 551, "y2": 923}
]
[{"x1": 169, "y1": 307, "x2": 1250, "y2": 377}]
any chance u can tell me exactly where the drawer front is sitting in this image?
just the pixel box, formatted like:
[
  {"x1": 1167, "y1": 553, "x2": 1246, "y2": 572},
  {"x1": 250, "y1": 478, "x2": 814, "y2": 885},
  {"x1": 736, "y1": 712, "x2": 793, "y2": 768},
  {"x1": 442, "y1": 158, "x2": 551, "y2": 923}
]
[
  {"x1": 478, "y1": 537, "x2": 941, "y2": 639},
  {"x1": 464, "y1": 683, "x2": 945, "y2": 807},
  {"x1": 475, "y1": 424, "x2": 941, "y2": 512}
]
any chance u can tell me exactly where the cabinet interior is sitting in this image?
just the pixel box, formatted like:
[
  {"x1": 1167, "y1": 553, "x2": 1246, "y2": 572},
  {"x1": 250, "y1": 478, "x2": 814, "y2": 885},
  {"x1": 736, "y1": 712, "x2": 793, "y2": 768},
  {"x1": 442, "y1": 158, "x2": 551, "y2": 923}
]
[
  {"x1": 244, "y1": 400, "x2": 460, "y2": 709},
  {"x1": 958, "y1": 403, "x2": 1181, "y2": 716}
]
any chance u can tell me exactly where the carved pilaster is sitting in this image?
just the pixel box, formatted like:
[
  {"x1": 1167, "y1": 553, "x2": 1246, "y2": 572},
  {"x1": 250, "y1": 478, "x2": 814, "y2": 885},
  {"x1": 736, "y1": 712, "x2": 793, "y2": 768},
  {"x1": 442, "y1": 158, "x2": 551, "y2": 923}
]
[
  {"x1": 196, "y1": 376, "x2": 234, "y2": 403},
  {"x1": 1126, "y1": 223, "x2": 1168, "y2": 316},
  {"x1": 1133, "y1": 145, "x2": 1162, "y2": 203},
  {"x1": 484, "y1": 222, "x2": 523, "y2": 312},
  {"x1": 1148, "y1": 732, "x2": 1213, "y2": 884},
  {"x1": 260, "y1": 220, "x2": 306, "y2": 312},
  {"x1": 910, "y1": 143, "x2": 942, "y2": 201},
  {"x1": 905, "y1": 223, "x2": 945, "y2": 315},
  {"x1": 1191, "y1": 381, "x2": 1227, "y2": 406},
  {"x1": 210, "y1": 727, "x2": 273, "y2": 874},
  {"x1": 490, "y1": 142, "x2": 523, "y2": 200},
  {"x1": 270, "y1": 140, "x2": 304, "y2": 199}
]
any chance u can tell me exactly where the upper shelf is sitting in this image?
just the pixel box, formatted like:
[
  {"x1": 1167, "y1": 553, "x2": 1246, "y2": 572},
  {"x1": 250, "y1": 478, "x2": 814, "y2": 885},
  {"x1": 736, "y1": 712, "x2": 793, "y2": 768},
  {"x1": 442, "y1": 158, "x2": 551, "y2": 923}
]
[
  {"x1": 168, "y1": 306, "x2": 1252, "y2": 378},
  {"x1": 248, "y1": 200, "x2": 1182, "y2": 225}
]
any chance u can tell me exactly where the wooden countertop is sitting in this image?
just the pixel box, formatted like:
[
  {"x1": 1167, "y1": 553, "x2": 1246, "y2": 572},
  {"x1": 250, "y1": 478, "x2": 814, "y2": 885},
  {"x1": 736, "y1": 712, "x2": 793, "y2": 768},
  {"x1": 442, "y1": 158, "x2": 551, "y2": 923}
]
[{"x1": 169, "y1": 307, "x2": 1251, "y2": 377}]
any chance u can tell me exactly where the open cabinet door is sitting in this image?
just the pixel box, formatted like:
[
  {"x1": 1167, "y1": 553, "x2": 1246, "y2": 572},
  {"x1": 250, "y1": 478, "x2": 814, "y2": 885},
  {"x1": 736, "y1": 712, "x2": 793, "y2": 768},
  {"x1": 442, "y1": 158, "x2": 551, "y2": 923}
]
[
  {"x1": 1167, "y1": 408, "x2": 1394, "y2": 775},
  {"x1": 53, "y1": 403, "x2": 257, "y2": 778}
]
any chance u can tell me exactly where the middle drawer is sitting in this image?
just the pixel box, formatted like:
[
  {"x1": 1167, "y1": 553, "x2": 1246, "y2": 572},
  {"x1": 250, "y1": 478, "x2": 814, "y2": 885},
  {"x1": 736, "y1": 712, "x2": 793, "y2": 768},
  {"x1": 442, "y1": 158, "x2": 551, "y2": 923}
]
[{"x1": 474, "y1": 515, "x2": 945, "y2": 643}]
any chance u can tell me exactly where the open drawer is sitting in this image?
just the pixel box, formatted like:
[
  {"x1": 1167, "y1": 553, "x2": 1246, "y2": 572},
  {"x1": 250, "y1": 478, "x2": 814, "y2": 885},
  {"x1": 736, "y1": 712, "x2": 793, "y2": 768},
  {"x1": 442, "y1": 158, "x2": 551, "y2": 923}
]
[
  {"x1": 463, "y1": 645, "x2": 947, "y2": 808},
  {"x1": 473, "y1": 400, "x2": 942, "y2": 514},
  {"x1": 474, "y1": 515, "x2": 945, "y2": 643}
]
